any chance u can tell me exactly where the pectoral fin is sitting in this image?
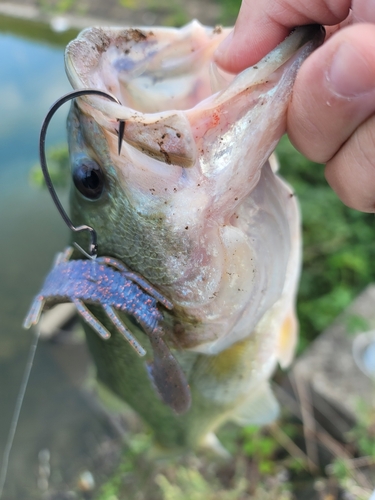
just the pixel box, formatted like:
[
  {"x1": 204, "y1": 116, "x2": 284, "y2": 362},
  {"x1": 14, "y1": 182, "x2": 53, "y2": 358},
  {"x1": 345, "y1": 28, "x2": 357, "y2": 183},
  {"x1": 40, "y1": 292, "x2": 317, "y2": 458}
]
[
  {"x1": 231, "y1": 382, "x2": 279, "y2": 426},
  {"x1": 277, "y1": 311, "x2": 298, "y2": 369}
]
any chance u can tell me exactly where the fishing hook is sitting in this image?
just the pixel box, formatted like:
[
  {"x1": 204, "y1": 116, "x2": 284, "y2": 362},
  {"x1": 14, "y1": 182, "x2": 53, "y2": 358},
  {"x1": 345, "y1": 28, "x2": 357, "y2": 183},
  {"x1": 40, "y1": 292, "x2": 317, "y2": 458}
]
[{"x1": 39, "y1": 88, "x2": 126, "y2": 258}]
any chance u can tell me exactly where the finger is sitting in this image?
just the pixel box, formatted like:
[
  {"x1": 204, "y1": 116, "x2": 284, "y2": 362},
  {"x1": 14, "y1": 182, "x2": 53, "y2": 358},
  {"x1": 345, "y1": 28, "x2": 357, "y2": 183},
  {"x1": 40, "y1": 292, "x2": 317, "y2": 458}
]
[
  {"x1": 325, "y1": 114, "x2": 375, "y2": 212},
  {"x1": 352, "y1": 0, "x2": 375, "y2": 23},
  {"x1": 287, "y1": 24, "x2": 375, "y2": 164},
  {"x1": 324, "y1": 12, "x2": 353, "y2": 39},
  {"x1": 214, "y1": 0, "x2": 350, "y2": 73}
]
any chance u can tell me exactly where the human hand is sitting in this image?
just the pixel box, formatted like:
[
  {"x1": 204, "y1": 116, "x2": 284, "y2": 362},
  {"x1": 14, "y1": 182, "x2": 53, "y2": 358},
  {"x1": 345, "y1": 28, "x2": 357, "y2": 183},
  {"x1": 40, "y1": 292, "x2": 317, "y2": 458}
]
[{"x1": 215, "y1": 0, "x2": 375, "y2": 213}]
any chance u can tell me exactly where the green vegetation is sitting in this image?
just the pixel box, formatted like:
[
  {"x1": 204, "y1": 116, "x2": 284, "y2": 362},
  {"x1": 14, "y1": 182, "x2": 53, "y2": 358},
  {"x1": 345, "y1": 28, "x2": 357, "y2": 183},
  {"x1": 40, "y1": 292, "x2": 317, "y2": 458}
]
[
  {"x1": 30, "y1": 144, "x2": 70, "y2": 189},
  {"x1": 277, "y1": 136, "x2": 375, "y2": 350},
  {"x1": 242, "y1": 425, "x2": 280, "y2": 475},
  {"x1": 37, "y1": 0, "x2": 86, "y2": 15},
  {"x1": 90, "y1": 403, "x2": 375, "y2": 500},
  {"x1": 118, "y1": 0, "x2": 138, "y2": 8},
  {"x1": 215, "y1": 0, "x2": 241, "y2": 24},
  {"x1": 323, "y1": 401, "x2": 375, "y2": 499},
  {"x1": 349, "y1": 402, "x2": 375, "y2": 458},
  {"x1": 155, "y1": 468, "x2": 248, "y2": 500},
  {"x1": 93, "y1": 425, "x2": 294, "y2": 500}
]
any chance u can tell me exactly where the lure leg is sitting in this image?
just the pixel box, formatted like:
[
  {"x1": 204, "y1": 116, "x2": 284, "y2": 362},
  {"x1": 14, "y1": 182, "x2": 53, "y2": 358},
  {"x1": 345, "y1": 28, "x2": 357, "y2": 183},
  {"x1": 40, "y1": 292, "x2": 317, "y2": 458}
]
[
  {"x1": 97, "y1": 256, "x2": 130, "y2": 272},
  {"x1": 23, "y1": 296, "x2": 45, "y2": 328},
  {"x1": 147, "y1": 331, "x2": 191, "y2": 415},
  {"x1": 73, "y1": 298, "x2": 111, "y2": 340},
  {"x1": 54, "y1": 247, "x2": 74, "y2": 266},
  {"x1": 102, "y1": 304, "x2": 146, "y2": 357},
  {"x1": 122, "y1": 273, "x2": 173, "y2": 310},
  {"x1": 97, "y1": 256, "x2": 173, "y2": 310}
]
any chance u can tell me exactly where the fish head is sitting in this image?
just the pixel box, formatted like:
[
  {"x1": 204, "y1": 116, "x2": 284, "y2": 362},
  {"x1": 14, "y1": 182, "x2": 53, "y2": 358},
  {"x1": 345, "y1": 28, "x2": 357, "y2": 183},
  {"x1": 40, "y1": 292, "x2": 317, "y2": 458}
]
[{"x1": 65, "y1": 22, "x2": 324, "y2": 354}]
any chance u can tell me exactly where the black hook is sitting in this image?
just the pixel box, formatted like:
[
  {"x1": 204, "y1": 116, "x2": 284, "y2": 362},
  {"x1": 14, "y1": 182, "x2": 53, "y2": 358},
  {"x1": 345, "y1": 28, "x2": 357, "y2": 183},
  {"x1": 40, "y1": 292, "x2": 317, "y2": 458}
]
[{"x1": 39, "y1": 88, "x2": 125, "y2": 258}]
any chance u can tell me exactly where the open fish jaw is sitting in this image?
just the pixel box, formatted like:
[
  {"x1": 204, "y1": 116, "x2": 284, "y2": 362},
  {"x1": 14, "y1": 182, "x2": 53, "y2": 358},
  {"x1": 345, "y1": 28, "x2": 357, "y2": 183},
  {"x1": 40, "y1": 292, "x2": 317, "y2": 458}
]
[
  {"x1": 65, "y1": 22, "x2": 323, "y2": 355},
  {"x1": 65, "y1": 22, "x2": 231, "y2": 114}
]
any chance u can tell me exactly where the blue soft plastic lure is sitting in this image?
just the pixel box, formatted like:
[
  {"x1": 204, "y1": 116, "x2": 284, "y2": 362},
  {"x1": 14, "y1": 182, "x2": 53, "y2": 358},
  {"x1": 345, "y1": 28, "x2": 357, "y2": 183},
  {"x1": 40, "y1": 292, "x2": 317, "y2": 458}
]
[{"x1": 23, "y1": 247, "x2": 191, "y2": 415}]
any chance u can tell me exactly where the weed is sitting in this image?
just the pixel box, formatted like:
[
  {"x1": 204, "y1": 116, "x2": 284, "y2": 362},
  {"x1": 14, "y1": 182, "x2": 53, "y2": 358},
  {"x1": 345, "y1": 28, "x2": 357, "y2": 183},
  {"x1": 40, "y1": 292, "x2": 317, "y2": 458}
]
[{"x1": 242, "y1": 426, "x2": 279, "y2": 475}]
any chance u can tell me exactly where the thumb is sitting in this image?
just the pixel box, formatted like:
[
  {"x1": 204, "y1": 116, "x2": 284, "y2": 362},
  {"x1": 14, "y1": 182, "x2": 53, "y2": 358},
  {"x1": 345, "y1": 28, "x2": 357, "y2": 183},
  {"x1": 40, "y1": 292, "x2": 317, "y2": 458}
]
[{"x1": 214, "y1": 0, "x2": 349, "y2": 73}]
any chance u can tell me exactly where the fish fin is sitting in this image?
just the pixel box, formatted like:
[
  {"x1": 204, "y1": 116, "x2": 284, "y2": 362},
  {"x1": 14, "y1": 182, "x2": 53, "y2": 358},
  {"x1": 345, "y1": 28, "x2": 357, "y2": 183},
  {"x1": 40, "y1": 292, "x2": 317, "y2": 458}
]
[
  {"x1": 200, "y1": 432, "x2": 231, "y2": 459},
  {"x1": 231, "y1": 382, "x2": 279, "y2": 426},
  {"x1": 268, "y1": 152, "x2": 279, "y2": 173},
  {"x1": 277, "y1": 311, "x2": 298, "y2": 369}
]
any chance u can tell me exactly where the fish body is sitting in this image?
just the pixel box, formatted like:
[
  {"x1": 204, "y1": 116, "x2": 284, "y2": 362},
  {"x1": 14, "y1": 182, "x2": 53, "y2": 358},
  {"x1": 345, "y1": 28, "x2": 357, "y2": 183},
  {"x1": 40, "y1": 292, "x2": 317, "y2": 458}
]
[{"x1": 64, "y1": 22, "x2": 324, "y2": 449}]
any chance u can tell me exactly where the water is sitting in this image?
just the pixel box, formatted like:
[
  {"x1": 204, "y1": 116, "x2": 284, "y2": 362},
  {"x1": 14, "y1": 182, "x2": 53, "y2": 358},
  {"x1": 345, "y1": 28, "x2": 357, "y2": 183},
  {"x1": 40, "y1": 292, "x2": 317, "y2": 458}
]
[
  {"x1": 0, "y1": 16, "x2": 119, "y2": 499},
  {"x1": 0, "y1": 22, "x2": 70, "y2": 330},
  {"x1": 353, "y1": 330, "x2": 375, "y2": 380},
  {"x1": 363, "y1": 342, "x2": 375, "y2": 376}
]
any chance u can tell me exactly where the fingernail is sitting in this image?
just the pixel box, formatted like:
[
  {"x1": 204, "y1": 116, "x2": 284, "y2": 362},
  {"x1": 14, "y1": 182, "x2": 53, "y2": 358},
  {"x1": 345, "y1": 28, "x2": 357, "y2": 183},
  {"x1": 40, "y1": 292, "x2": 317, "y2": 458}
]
[
  {"x1": 214, "y1": 31, "x2": 233, "y2": 63},
  {"x1": 328, "y1": 43, "x2": 375, "y2": 97}
]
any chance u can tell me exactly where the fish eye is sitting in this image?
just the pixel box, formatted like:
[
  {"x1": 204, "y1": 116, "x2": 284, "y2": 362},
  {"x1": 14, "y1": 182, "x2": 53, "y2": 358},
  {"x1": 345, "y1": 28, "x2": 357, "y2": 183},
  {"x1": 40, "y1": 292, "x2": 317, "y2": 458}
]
[{"x1": 72, "y1": 158, "x2": 104, "y2": 200}]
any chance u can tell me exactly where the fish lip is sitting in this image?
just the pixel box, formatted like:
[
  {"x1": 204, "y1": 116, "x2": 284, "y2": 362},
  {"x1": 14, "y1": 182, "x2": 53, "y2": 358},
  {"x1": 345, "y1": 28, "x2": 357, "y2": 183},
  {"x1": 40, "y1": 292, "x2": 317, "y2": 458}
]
[
  {"x1": 64, "y1": 23, "x2": 325, "y2": 171},
  {"x1": 64, "y1": 23, "x2": 325, "y2": 120}
]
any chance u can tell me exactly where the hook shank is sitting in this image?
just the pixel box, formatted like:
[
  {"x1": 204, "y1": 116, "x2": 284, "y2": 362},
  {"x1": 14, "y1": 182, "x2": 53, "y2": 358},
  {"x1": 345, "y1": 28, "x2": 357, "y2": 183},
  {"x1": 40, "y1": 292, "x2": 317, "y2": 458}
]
[{"x1": 39, "y1": 89, "x2": 123, "y2": 257}]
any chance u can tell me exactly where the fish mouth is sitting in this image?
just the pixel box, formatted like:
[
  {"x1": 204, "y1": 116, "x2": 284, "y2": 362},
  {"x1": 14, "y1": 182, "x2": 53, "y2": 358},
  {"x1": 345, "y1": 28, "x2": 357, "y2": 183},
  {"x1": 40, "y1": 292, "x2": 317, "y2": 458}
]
[
  {"x1": 65, "y1": 23, "x2": 321, "y2": 354},
  {"x1": 65, "y1": 23, "x2": 324, "y2": 168}
]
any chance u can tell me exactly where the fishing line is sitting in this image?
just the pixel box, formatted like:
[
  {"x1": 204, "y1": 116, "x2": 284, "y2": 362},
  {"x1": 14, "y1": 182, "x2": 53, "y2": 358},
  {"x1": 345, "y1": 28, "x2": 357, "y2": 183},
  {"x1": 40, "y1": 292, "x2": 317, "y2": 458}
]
[{"x1": 0, "y1": 325, "x2": 41, "y2": 499}]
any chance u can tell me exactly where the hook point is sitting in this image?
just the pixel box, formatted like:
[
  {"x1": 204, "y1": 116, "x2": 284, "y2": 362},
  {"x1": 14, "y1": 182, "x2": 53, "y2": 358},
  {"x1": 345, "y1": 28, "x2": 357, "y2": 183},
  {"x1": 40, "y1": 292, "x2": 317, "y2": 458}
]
[{"x1": 118, "y1": 120, "x2": 125, "y2": 155}]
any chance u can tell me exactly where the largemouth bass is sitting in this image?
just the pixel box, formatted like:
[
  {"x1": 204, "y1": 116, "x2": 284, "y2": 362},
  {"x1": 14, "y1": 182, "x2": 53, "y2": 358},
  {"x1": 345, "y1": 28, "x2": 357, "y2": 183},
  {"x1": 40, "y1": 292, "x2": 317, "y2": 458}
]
[{"x1": 62, "y1": 21, "x2": 324, "y2": 450}]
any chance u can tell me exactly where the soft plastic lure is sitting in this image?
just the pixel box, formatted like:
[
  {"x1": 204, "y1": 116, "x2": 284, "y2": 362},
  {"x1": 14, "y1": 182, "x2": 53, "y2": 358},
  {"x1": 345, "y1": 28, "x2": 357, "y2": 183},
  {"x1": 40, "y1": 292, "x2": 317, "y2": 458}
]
[{"x1": 23, "y1": 247, "x2": 191, "y2": 415}]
